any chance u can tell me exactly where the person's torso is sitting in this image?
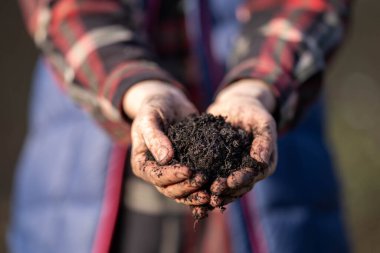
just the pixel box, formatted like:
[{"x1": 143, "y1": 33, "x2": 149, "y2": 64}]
[{"x1": 123, "y1": 0, "x2": 244, "y2": 108}]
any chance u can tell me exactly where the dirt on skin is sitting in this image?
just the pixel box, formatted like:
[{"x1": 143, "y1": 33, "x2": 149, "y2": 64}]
[{"x1": 147, "y1": 113, "x2": 266, "y2": 219}]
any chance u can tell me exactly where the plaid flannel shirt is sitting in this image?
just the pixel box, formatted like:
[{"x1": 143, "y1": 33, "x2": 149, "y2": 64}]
[{"x1": 19, "y1": 0, "x2": 350, "y2": 142}]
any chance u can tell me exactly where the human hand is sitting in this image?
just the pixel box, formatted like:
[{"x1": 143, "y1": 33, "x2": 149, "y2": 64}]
[
  {"x1": 124, "y1": 81, "x2": 209, "y2": 206},
  {"x1": 194, "y1": 79, "x2": 278, "y2": 217}
]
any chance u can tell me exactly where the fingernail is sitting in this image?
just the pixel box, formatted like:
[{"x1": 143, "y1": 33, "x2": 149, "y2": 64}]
[{"x1": 157, "y1": 147, "x2": 168, "y2": 163}]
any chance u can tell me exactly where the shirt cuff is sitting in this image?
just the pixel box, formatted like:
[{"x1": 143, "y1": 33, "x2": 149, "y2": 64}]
[
  {"x1": 220, "y1": 58, "x2": 299, "y2": 132},
  {"x1": 89, "y1": 61, "x2": 183, "y2": 144}
]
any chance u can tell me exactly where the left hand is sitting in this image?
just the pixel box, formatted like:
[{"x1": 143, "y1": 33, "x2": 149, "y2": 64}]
[
  {"x1": 124, "y1": 81, "x2": 209, "y2": 206},
  {"x1": 192, "y1": 79, "x2": 278, "y2": 218}
]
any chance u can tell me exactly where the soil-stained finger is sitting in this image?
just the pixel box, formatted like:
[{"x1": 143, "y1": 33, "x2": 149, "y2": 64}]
[
  {"x1": 226, "y1": 167, "x2": 256, "y2": 189},
  {"x1": 142, "y1": 161, "x2": 191, "y2": 186},
  {"x1": 139, "y1": 112, "x2": 174, "y2": 165},
  {"x1": 210, "y1": 193, "x2": 242, "y2": 207},
  {"x1": 215, "y1": 196, "x2": 239, "y2": 206},
  {"x1": 249, "y1": 113, "x2": 277, "y2": 164},
  {"x1": 158, "y1": 173, "x2": 207, "y2": 198},
  {"x1": 210, "y1": 185, "x2": 252, "y2": 207},
  {"x1": 210, "y1": 194, "x2": 224, "y2": 207},
  {"x1": 210, "y1": 177, "x2": 228, "y2": 195},
  {"x1": 191, "y1": 205, "x2": 210, "y2": 220},
  {"x1": 229, "y1": 185, "x2": 253, "y2": 198},
  {"x1": 175, "y1": 191, "x2": 210, "y2": 206},
  {"x1": 130, "y1": 122, "x2": 150, "y2": 178}
]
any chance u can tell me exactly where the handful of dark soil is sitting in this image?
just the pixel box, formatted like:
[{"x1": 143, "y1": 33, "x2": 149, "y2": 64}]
[
  {"x1": 165, "y1": 113, "x2": 261, "y2": 180},
  {"x1": 147, "y1": 113, "x2": 265, "y2": 218}
]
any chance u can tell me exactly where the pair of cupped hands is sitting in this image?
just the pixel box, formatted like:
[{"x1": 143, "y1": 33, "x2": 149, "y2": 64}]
[{"x1": 124, "y1": 79, "x2": 278, "y2": 218}]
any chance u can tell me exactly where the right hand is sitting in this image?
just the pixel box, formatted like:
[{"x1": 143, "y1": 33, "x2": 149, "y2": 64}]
[
  {"x1": 123, "y1": 80, "x2": 210, "y2": 206},
  {"x1": 207, "y1": 79, "x2": 277, "y2": 207},
  {"x1": 191, "y1": 79, "x2": 278, "y2": 219}
]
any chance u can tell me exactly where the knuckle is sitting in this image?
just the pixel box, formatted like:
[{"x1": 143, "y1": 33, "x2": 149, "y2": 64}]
[{"x1": 148, "y1": 167, "x2": 162, "y2": 186}]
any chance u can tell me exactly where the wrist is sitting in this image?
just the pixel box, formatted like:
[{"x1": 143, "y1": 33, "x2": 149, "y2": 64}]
[
  {"x1": 216, "y1": 79, "x2": 276, "y2": 113},
  {"x1": 123, "y1": 80, "x2": 183, "y2": 119}
]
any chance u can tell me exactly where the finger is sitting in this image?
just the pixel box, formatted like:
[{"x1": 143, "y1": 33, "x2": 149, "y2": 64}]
[
  {"x1": 210, "y1": 177, "x2": 228, "y2": 195},
  {"x1": 229, "y1": 185, "x2": 254, "y2": 197},
  {"x1": 191, "y1": 206, "x2": 210, "y2": 220},
  {"x1": 139, "y1": 110, "x2": 174, "y2": 165},
  {"x1": 250, "y1": 112, "x2": 277, "y2": 165},
  {"x1": 210, "y1": 195, "x2": 239, "y2": 207},
  {"x1": 137, "y1": 161, "x2": 191, "y2": 187},
  {"x1": 175, "y1": 191, "x2": 210, "y2": 206},
  {"x1": 157, "y1": 173, "x2": 207, "y2": 198},
  {"x1": 210, "y1": 194, "x2": 224, "y2": 207},
  {"x1": 210, "y1": 185, "x2": 253, "y2": 207},
  {"x1": 226, "y1": 167, "x2": 256, "y2": 190}
]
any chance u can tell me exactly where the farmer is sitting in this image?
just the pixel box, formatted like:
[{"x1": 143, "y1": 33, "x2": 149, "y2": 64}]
[{"x1": 10, "y1": 0, "x2": 351, "y2": 252}]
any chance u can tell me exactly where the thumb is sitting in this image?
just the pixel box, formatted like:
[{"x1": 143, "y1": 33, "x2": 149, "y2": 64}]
[
  {"x1": 249, "y1": 111, "x2": 277, "y2": 166},
  {"x1": 138, "y1": 110, "x2": 174, "y2": 165}
]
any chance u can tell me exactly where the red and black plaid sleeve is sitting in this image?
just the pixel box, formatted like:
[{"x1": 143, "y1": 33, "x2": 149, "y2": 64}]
[
  {"x1": 223, "y1": 0, "x2": 351, "y2": 132},
  {"x1": 18, "y1": 0, "x2": 179, "y2": 144}
]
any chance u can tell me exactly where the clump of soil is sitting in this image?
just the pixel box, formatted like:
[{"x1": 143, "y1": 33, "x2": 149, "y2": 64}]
[
  {"x1": 165, "y1": 113, "x2": 262, "y2": 180},
  {"x1": 147, "y1": 113, "x2": 266, "y2": 219}
]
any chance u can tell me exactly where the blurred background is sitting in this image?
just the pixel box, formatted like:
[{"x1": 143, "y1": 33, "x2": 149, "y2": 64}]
[{"x1": 0, "y1": 0, "x2": 379, "y2": 252}]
